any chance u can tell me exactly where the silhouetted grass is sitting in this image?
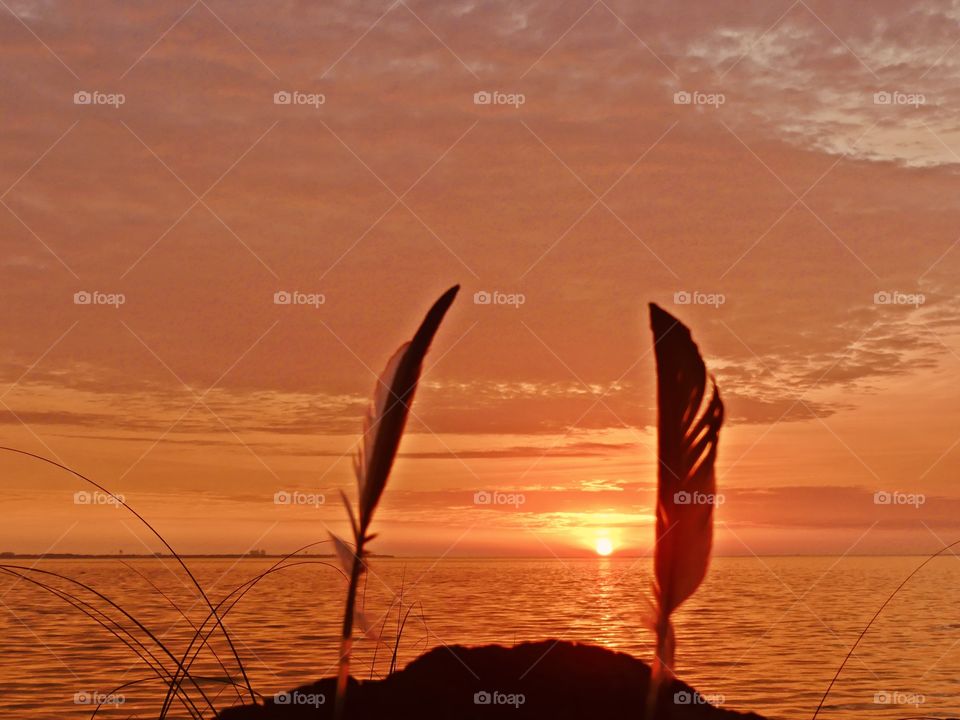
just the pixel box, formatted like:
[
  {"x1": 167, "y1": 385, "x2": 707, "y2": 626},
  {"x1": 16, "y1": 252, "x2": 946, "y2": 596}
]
[{"x1": 0, "y1": 445, "x2": 255, "y2": 705}]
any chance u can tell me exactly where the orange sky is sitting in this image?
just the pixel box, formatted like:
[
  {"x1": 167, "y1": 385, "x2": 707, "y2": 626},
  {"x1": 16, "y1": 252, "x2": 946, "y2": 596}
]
[{"x1": 2, "y1": 0, "x2": 960, "y2": 557}]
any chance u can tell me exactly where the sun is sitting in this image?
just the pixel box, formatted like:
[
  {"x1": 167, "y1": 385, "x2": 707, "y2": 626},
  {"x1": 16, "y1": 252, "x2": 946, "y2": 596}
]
[{"x1": 595, "y1": 538, "x2": 614, "y2": 556}]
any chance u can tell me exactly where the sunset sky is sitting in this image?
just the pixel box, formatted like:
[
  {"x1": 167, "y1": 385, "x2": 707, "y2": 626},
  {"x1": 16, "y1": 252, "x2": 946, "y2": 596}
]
[{"x1": 2, "y1": 0, "x2": 960, "y2": 557}]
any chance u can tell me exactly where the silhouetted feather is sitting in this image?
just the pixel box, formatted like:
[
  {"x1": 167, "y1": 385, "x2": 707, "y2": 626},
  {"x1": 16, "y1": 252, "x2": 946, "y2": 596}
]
[
  {"x1": 646, "y1": 303, "x2": 724, "y2": 712},
  {"x1": 354, "y1": 285, "x2": 460, "y2": 534},
  {"x1": 335, "y1": 285, "x2": 459, "y2": 719}
]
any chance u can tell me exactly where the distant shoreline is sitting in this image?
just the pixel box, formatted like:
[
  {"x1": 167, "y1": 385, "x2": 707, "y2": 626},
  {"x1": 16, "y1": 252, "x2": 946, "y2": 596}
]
[
  {"x1": 0, "y1": 553, "x2": 393, "y2": 560},
  {"x1": 0, "y1": 553, "x2": 947, "y2": 559}
]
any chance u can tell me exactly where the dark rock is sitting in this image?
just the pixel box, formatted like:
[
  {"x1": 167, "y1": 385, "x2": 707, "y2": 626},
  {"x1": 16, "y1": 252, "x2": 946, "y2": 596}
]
[{"x1": 218, "y1": 640, "x2": 767, "y2": 720}]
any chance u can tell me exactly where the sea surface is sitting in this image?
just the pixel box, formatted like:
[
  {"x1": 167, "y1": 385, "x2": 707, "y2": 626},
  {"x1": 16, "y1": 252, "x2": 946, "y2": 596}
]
[{"x1": 1, "y1": 556, "x2": 958, "y2": 719}]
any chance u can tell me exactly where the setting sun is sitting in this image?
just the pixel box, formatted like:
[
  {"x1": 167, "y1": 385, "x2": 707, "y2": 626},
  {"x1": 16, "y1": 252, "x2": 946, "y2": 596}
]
[{"x1": 595, "y1": 538, "x2": 614, "y2": 556}]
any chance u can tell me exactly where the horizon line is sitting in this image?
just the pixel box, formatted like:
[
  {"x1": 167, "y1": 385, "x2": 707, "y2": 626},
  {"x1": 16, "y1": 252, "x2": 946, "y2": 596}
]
[{"x1": 1, "y1": 552, "x2": 950, "y2": 559}]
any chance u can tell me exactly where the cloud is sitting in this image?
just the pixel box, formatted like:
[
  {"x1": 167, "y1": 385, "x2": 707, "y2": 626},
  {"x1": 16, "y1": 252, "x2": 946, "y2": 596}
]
[{"x1": 2, "y1": 0, "x2": 960, "y2": 552}]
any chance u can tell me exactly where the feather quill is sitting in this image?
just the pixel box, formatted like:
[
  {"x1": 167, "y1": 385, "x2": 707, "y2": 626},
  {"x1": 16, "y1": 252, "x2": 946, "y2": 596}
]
[
  {"x1": 646, "y1": 303, "x2": 724, "y2": 716},
  {"x1": 333, "y1": 285, "x2": 459, "y2": 718}
]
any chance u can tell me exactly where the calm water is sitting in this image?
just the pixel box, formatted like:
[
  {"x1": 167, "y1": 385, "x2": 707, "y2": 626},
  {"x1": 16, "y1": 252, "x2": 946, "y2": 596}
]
[{"x1": 1, "y1": 556, "x2": 958, "y2": 718}]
